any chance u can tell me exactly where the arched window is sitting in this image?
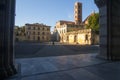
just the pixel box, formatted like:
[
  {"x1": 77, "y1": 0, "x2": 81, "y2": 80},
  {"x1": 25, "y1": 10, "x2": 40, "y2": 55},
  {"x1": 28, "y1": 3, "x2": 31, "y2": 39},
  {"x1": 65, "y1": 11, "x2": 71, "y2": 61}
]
[
  {"x1": 33, "y1": 36, "x2": 35, "y2": 40},
  {"x1": 74, "y1": 35, "x2": 77, "y2": 42},
  {"x1": 38, "y1": 36, "x2": 40, "y2": 40},
  {"x1": 42, "y1": 32, "x2": 45, "y2": 35},
  {"x1": 33, "y1": 32, "x2": 35, "y2": 35},
  {"x1": 67, "y1": 36, "x2": 69, "y2": 41},
  {"x1": 38, "y1": 27, "x2": 40, "y2": 30},
  {"x1": 47, "y1": 28, "x2": 49, "y2": 30},
  {"x1": 42, "y1": 36, "x2": 44, "y2": 40},
  {"x1": 42, "y1": 27, "x2": 44, "y2": 30},
  {"x1": 38, "y1": 32, "x2": 40, "y2": 35},
  {"x1": 33, "y1": 27, "x2": 35, "y2": 30}
]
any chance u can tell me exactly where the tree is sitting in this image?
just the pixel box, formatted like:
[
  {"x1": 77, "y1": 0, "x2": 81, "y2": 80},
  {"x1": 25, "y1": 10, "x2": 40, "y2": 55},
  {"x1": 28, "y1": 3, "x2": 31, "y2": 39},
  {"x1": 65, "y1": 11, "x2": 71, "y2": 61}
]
[
  {"x1": 86, "y1": 13, "x2": 99, "y2": 34},
  {"x1": 21, "y1": 26, "x2": 25, "y2": 35},
  {"x1": 14, "y1": 26, "x2": 26, "y2": 36}
]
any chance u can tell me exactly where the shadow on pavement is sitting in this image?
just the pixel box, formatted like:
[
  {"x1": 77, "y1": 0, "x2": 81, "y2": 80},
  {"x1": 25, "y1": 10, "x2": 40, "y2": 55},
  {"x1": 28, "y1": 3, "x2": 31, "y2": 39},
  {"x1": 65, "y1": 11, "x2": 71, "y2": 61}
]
[{"x1": 15, "y1": 42, "x2": 99, "y2": 59}]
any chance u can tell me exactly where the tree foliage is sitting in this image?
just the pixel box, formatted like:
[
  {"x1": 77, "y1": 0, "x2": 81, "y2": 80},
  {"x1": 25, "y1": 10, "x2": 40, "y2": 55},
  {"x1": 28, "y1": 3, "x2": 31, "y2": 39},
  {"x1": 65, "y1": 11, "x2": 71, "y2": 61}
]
[
  {"x1": 86, "y1": 13, "x2": 99, "y2": 34},
  {"x1": 14, "y1": 26, "x2": 25, "y2": 36}
]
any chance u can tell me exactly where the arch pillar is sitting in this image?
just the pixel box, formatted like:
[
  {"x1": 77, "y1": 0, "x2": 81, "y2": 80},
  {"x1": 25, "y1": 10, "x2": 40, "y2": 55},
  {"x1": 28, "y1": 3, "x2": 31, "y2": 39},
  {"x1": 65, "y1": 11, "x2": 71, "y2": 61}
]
[
  {"x1": 95, "y1": 0, "x2": 120, "y2": 60},
  {"x1": 0, "y1": 0, "x2": 17, "y2": 78}
]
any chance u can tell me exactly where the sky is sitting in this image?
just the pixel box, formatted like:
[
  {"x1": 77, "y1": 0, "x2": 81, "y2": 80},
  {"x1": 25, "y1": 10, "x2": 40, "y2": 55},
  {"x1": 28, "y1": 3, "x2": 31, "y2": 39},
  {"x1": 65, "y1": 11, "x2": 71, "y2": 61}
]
[{"x1": 15, "y1": 0, "x2": 98, "y2": 31}]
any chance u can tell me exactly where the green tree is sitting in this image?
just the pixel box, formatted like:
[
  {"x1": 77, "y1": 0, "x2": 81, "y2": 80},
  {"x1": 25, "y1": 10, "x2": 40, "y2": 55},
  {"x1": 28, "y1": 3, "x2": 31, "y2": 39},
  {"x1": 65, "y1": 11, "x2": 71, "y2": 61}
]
[{"x1": 86, "y1": 13, "x2": 99, "y2": 34}]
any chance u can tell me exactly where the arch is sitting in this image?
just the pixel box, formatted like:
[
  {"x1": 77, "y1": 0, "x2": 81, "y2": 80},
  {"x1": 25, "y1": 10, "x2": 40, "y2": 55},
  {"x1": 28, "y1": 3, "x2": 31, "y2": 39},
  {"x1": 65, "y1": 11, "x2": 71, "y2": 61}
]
[
  {"x1": 74, "y1": 35, "x2": 77, "y2": 42},
  {"x1": 38, "y1": 36, "x2": 40, "y2": 41}
]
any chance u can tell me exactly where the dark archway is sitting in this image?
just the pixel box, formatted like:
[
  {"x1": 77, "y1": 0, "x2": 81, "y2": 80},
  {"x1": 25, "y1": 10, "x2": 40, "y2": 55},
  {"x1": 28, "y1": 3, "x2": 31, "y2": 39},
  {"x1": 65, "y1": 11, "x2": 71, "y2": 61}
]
[
  {"x1": 0, "y1": 0, "x2": 17, "y2": 78},
  {"x1": 38, "y1": 36, "x2": 40, "y2": 41},
  {"x1": 74, "y1": 35, "x2": 77, "y2": 43},
  {"x1": 95, "y1": 0, "x2": 120, "y2": 60}
]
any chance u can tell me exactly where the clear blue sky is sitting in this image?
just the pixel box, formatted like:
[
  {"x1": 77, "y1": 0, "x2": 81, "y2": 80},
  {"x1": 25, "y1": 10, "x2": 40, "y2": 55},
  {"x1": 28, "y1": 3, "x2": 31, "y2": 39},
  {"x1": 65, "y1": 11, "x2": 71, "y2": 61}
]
[{"x1": 15, "y1": 0, "x2": 98, "y2": 31}]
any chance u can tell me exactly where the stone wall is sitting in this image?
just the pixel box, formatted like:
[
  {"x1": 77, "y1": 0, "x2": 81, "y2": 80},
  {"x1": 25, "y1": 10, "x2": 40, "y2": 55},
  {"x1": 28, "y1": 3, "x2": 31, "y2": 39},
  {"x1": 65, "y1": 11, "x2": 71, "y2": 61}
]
[
  {"x1": 65, "y1": 29, "x2": 99, "y2": 45},
  {"x1": 0, "y1": 0, "x2": 17, "y2": 78},
  {"x1": 95, "y1": 0, "x2": 120, "y2": 60}
]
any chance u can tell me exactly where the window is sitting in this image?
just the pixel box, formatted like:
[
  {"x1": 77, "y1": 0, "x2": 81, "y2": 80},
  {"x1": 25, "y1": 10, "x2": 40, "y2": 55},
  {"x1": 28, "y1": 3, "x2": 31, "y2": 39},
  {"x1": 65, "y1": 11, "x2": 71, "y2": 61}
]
[
  {"x1": 75, "y1": 5, "x2": 77, "y2": 9},
  {"x1": 74, "y1": 35, "x2": 77, "y2": 42},
  {"x1": 33, "y1": 36, "x2": 35, "y2": 40},
  {"x1": 38, "y1": 36, "x2": 40, "y2": 40},
  {"x1": 67, "y1": 36, "x2": 69, "y2": 41},
  {"x1": 75, "y1": 16, "x2": 77, "y2": 18},
  {"x1": 33, "y1": 27, "x2": 35, "y2": 30},
  {"x1": 27, "y1": 32, "x2": 29, "y2": 35},
  {"x1": 78, "y1": 9, "x2": 80, "y2": 12},
  {"x1": 28, "y1": 36, "x2": 30, "y2": 39},
  {"x1": 30, "y1": 32, "x2": 31, "y2": 34},
  {"x1": 47, "y1": 28, "x2": 49, "y2": 31},
  {"x1": 33, "y1": 32, "x2": 35, "y2": 35},
  {"x1": 42, "y1": 27, "x2": 44, "y2": 30},
  {"x1": 38, "y1": 27, "x2": 40, "y2": 30},
  {"x1": 78, "y1": 5, "x2": 81, "y2": 9},
  {"x1": 28, "y1": 27, "x2": 31, "y2": 30},
  {"x1": 42, "y1": 36, "x2": 44, "y2": 40},
  {"x1": 42, "y1": 32, "x2": 45, "y2": 35},
  {"x1": 38, "y1": 32, "x2": 40, "y2": 35},
  {"x1": 75, "y1": 11, "x2": 77, "y2": 13},
  {"x1": 31, "y1": 27, "x2": 33, "y2": 30}
]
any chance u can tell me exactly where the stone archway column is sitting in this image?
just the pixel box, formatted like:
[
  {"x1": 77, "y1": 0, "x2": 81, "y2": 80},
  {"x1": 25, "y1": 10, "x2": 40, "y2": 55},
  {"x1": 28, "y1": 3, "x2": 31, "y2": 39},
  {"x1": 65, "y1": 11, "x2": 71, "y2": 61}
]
[
  {"x1": 95, "y1": 0, "x2": 120, "y2": 60},
  {"x1": 0, "y1": 0, "x2": 17, "y2": 78}
]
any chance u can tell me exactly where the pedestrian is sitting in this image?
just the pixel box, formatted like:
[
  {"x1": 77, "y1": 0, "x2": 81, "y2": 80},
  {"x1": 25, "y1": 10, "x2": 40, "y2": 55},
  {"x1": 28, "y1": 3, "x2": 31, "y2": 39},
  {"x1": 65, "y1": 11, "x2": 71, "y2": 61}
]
[{"x1": 52, "y1": 41, "x2": 54, "y2": 45}]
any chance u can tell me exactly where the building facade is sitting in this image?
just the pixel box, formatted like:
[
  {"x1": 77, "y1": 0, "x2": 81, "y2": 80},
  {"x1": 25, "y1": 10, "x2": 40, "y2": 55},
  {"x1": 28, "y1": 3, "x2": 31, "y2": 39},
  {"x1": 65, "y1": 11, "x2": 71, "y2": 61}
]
[
  {"x1": 55, "y1": 20, "x2": 74, "y2": 42},
  {"x1": 54, "y1": 2, "x2": 99, "y2": 45},
  {"x1": 66, "y1": 29, "x2": 99, "y2": 45},
  {"x1": 55, "y1": 20, "x2": 83, "y2": 42},
  {"x1": 54, "y1": 2, "x2": 83, "y2": 42},
  {"x1": 66, "y1": 29, "x2": 91, "y2": 44},
  {"x1": 25, "y1": 23, "x2": 51, "y2": 42}
]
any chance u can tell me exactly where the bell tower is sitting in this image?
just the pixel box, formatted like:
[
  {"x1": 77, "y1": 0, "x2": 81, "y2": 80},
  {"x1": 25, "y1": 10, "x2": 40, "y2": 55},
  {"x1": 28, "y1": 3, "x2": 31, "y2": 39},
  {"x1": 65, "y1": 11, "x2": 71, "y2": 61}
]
[{"x1": 74, "y1": 2, "x2": 82, "y2": 25}]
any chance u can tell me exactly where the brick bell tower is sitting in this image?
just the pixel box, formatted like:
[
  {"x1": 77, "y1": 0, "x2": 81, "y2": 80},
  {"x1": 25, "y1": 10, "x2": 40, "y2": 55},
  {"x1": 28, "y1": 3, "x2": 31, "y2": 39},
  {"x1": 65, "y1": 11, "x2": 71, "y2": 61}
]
[{"x1": 74, "y1": 2, "x2": 82, "y2": 25}]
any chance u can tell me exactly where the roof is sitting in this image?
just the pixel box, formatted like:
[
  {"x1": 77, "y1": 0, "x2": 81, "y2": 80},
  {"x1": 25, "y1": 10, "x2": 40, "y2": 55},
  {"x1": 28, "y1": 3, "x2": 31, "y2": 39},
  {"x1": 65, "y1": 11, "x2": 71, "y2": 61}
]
[
  {"x1": 75, "y1": 2, "x2": 82, "y2": 5},
  {"x1": 57, "y1": 20, "x2": 75, "y2": 25},
  {"x1": 25, "y1": 23, "x2": 50, "y2": 27}
]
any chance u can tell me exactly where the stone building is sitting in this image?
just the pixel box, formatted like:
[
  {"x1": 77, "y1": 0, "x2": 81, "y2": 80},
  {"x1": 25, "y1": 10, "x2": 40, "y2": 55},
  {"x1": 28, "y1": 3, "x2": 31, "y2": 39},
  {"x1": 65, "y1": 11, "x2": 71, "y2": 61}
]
[
  {"x1": 66, "y1": 29, "x2": 99, "y2": 45},
  {"x1": 55, "y1": 20, "x2": 74, "y2": 42},
  {"x1": 54, "y1": 2, "x2": 99, "y2": 45},
  {"x1": 55, "y1": 20, "x2": 83, "y2": 42},
  {"x1": 54, "y1": 2, "x2": 83, "y2": 42},
  {"x1": 25, "y1": 23, "x2": 51, "y2": 42},
  {"x1": 66, "y1": 29, "x2": 91, "y2": 44}
]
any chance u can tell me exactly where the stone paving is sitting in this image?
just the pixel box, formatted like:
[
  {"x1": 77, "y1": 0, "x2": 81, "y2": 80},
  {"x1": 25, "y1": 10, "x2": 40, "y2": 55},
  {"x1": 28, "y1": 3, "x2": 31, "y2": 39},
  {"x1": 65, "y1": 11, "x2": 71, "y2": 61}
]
[
  {"x1": 7, "y1": 53, "x2": 120, "y2": 80},
  {"x1": 15, "y1": 42, "x2": 99, "y2": 58}
]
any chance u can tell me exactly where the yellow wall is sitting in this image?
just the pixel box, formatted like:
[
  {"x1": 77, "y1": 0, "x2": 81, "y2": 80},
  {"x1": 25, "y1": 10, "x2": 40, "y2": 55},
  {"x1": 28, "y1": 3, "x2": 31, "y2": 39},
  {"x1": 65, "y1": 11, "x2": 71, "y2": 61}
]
[
  {"x1": 68, "y1": 34, "x2": 75, "y2": 43},
  {"x1": 77, "y1": 33, "x2": 91, "y2": 45},
  {"x1": 66, "y1": 29, "x2": 92, "y2": 45}
]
